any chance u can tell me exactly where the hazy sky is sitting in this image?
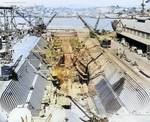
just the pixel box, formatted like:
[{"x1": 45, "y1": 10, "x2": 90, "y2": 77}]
[{"x1": 1, "y1": 0, "x2": 150, "y2": 8}]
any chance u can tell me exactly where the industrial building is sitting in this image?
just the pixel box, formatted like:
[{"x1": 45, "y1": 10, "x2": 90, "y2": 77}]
[{"x1": 116, "y1": 18, "x2": 150, "y2": 53}]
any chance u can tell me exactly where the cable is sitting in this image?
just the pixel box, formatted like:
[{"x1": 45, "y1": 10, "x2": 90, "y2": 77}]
[{"x1": 99, "y1": 22, "x2": 111, "y2": 30}]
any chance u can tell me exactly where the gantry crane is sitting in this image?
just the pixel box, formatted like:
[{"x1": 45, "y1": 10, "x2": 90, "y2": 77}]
[{"x1": 0, "y1": 6, "x2": 17, "y2": 31}]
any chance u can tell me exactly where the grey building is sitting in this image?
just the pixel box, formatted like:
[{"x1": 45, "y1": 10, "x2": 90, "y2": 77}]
[{"x1": 116, "y1": 18, "x2": 150, "y2": 53}]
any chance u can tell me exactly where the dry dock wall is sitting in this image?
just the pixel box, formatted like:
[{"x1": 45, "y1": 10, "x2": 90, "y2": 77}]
[
  {"x1": 104, "y1": 61, "x2": 150, "y2": 113},
  {"x1": 53, "y1": 32, "x2": 77, "y2": 37},
  {"x1": 90, "y1": 57, "x2": 150, "y2": 115}
]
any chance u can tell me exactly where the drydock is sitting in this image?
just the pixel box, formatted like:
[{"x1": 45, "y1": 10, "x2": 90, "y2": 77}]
[
  {"x1": 0, "y1": 26, "x2": 150, "y2": 122},
  {"x1": 0, "y1": 4, "x2": 150, "y2": 122}
]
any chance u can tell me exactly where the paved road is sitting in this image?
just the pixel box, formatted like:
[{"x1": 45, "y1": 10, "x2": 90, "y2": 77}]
[
  {"x1": 104, "y1": 40, "x2": 150, "y2": 94},
  {"x1": 111, "y1": 40, "x2": 150, "y2": 76}
]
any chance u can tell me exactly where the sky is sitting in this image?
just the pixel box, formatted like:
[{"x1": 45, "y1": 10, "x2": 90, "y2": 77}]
[{"x1": 1, "y1": 0, "x2": 150, "y2": 8}]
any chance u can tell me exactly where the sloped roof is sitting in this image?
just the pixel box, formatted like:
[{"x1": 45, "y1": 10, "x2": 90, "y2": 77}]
[
  {"x1": 120, "y1": 19, "x2": 150, "y2": 34},
  {"x1": 136, "y1": 17, "x2": 150, "y2": 21},
  {"x1": 118, "y1": 32, "x2": 150, "y2": 45}
]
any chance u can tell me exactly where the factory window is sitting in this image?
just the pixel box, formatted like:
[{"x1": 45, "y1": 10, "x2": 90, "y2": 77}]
[
  {"x1": 123, "y1": 27, "x2": 125, "y2": 32},
  {"x1": 132, "y1": 30, "x2": 134, "y2": 34},
  {"x1": 134, "y1": 30, "x2": 136, "y2": 35},
  {"x1": 138, "y1": 31, "x2": 140, "y2": 36},
  {"x1": 142, "y1": 33, "x2": 144, "y2": 38},
  {"x1": 140, "y1": 32, "x2": 142, "y2": 37},
  {"x1": 146, "y1": 34, "x2": 149, "y2": 39},
  {"x1": 128, "y1": 29, "x2": 130, "y2": 33},
  {"x1": 129, "y1": 29, "x2": 131, "y2": 33},
  {"x1": 130, "y1": 29, "x2": 132, "y2": 34},
  {"x1": 125, "y1": 28, "x2": 127, "y2": 32},
  {"x1": 136, "y1": 31, "x2": 138, "y2": 36}
]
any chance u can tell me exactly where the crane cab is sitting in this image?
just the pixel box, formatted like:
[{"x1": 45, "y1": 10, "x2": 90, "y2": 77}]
[{"x1": 0, "y1": 65, "x2": 13, "y2": 81}]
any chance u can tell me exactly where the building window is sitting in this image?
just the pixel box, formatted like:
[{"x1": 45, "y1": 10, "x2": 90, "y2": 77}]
[
  {"x1": 132, "y1": 30, "x2": 134, "y2": 34},
  {"x1": 142, "y1": 33, "x2": 144, "y2": 38},
  {"x1": 136, "y1": 31, "x2": 138, "y2": 36},
  {"x1": 138, "y1": 31, "x2": 140, "y2": 36},
  {"x1": 140, "y1": 32, "x2": 142, "y2": 37},
  {"x1": 123, "y1": 27, "x2": 125, "y2": 32},
  {"x1": 134, "y1": 31, "x2": 136, "y2": 35},
  {"x1": 130, "y1": 29, "x2": 132, "y2": 34},
  {"x1": 146, "y1": 34, "x2": 149, "y2": 39}
]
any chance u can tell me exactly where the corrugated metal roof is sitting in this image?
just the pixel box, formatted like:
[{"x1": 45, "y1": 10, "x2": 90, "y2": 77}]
[
  {"x1": 95, "y1": 79, "x2": 122, "y2": 114},
  {"x1": 11, "y1": 35, "x2": 41, "y2": 72},
  {"x1": 0, "y1": 35, "x2": 48, "y2": 117}
]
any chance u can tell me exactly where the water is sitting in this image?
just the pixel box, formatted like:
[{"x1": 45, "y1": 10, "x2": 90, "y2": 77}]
[
  {"x1": 44, "y1": 17, "x2": 117, "y2": 31},
  {"x1": 0, "y1": 16, "x2": 117, "y2": 31}
]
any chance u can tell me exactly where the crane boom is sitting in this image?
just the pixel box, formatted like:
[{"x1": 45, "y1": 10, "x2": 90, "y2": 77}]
[
  {"x1": 94, "y1": 15, "x2": 100, "y2": 30},
  {"x1": 77, "y1": 14, "x2": 100, "y2": 41},
  {"x1": 46, "y1": 13, "x2": 57, "y2": 28},
  {"x1": 66, "y1": 96, "x2": 104, "y2": 122},
  {"x1": 16, "y1": 11, "x2": 34, "y2": 27},
  {"x1": 77, "y1": 14, "x2": 93, "y2": 32},
  {"x1": 66, "y1": 96, "x2": 91, "y2": 119}
]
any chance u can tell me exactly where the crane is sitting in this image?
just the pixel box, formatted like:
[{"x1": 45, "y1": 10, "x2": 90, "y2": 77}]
[
  {"x1": 27, "y1": 13, "x2": 57, "y2": 37},
  {"x1": 0, "y1": 55, "x2": 23, "y2": 81},
  {"x1": 46, "y1": 13, "x2": 57, "y2": 28},
  {"x1": 66, "y1": 96, "x2": 108, "y2": 122},
  {"x1": 77, "y1": 14, "x2": 111, "y2": 48},
  {"x1": 15, "y1": 11, "x2": 34, "y2": 27},
  {"x1": 77, "y1": 14, "x2": 93, "y2": 32},
  {"x1": 77, "y1": 14, "x2": 100, "y2": 42},
  {"x1": 0, "y1": 6, "x2": 17, "y2": 31},
  {"x1": 94, "y1": 15, "x2": 100, "y2": 31}
]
